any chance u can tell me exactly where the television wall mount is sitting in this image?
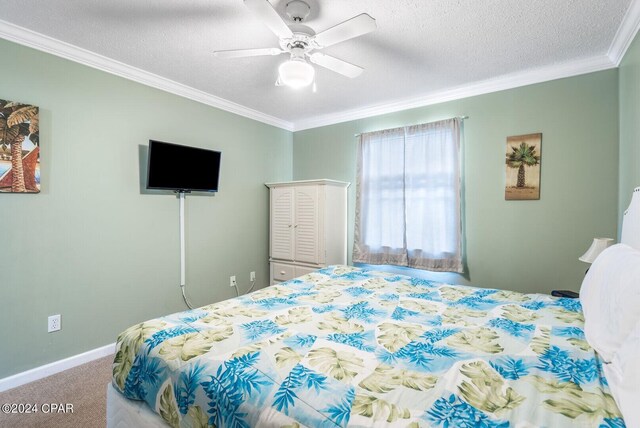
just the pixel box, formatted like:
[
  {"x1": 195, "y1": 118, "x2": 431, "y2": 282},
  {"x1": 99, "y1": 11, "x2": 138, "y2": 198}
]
[{"x1": 176, "y1": 190, "x2": 194, "y2": 309}]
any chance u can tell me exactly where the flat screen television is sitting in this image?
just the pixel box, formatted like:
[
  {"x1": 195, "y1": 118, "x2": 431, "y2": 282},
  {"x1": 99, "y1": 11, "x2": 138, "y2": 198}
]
[{"x1": 147, "y1": 140, "x2": 221, "y2": 192}]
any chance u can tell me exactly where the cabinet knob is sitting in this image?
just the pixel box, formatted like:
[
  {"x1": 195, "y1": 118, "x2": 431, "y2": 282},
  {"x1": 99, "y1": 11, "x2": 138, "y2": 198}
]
[
  {"x1": 288, "y1": 224, "x2": 292, "y2": 228},
  {"x1": 294, "y1": 224, "x2": 298, "y2": 228},
  {"x1": 279, "y1": 271, "x2": 286, "y2": 275}
]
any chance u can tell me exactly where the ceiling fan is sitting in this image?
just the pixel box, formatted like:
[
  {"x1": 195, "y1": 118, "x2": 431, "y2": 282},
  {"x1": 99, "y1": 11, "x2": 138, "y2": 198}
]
[{"x1": 213, "y1": 0, "x2": 377, "y2": 90}]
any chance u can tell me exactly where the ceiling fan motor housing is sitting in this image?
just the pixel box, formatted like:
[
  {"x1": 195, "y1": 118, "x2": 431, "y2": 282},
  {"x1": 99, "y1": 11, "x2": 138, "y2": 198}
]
[{"x1": 279, "y1": 32, "x2": 317, "y2": 52}]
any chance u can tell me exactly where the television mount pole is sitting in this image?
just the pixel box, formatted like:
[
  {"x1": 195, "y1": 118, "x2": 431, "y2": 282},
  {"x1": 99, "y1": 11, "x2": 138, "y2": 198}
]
[{"x1": 176, "y1": 190, "x2": 194, "y2": 309}]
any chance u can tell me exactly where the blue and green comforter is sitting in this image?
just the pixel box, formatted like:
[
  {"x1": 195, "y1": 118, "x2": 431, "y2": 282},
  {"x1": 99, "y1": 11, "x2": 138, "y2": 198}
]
[{"x1": 112, "y1": 265, "x2": 624, "y2": 427}]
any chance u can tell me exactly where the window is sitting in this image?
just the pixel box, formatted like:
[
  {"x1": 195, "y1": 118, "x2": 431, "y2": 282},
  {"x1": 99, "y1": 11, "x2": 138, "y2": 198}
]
[{"x1": 353, "y1": 118, "x2": 462, "y2": 272}]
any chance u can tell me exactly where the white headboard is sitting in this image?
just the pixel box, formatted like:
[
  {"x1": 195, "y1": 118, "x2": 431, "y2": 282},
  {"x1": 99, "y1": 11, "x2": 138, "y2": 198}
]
[{"x1": 621, "y1": 187, "x2": 640, "y2": 250}]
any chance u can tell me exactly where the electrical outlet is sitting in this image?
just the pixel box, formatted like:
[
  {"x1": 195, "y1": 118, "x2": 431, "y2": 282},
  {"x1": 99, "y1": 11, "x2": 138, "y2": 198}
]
[
  {"x1": 250, "y1": 271, "x2": 256, "y2": 282},
  {"x1": 229, "y1": 275, "x2": 237, "y2": 288},
  {"x1": 48, "y1": 314, "x2": 61, "y2": 333}
]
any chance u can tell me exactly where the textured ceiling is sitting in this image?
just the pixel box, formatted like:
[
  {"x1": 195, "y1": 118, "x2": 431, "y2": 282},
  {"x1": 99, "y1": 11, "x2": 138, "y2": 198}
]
[{"x1": 0, "y1": 0, "x2": 632, "y2": 127}]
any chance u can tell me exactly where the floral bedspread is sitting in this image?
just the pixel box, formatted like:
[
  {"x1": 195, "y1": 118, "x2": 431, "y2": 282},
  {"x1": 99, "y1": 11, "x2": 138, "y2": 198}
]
[{"x1": 112, "y1": 265, "x2": 624, "y2": 428}]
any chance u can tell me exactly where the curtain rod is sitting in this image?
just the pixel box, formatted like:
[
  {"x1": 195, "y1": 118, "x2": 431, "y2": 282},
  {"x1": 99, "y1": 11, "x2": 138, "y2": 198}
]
[{"x1": 354, "y1": 116, "x2": 469, "y2": 137}]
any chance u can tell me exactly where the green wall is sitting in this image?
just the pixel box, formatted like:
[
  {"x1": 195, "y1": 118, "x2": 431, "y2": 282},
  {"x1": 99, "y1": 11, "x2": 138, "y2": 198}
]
[
  {"x1": 294, "y1": 70, "x2": 619, "y2": 294},
  {"x1": 619, "y1": 32, "x2": 640, "y2": 231},
  {"x1": 0, "y1": 39, "x2": 292, "y2": 378}
]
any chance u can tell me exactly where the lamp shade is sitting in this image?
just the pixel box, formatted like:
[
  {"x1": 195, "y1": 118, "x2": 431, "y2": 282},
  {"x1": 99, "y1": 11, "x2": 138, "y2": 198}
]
[
  {"x1": 278, "y1": 58, "x2": 314, "y2": 89},
  {"x1": 579, "y1": 238, "x2": 615, "y2": 263},
  {"x1": 621, "y1": 187, "x2": 640, "y2": 249}
]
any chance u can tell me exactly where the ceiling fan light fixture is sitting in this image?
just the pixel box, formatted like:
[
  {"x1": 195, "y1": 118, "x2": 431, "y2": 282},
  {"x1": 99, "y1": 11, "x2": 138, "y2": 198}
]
[{"x1": 278, "y1": 58, "x2": 315, "y2": 89}]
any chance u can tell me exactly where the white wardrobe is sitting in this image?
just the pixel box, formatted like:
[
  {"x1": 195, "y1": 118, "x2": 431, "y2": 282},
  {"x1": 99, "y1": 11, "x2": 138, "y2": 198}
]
[{"x1": 266, "y1": 179, "x2": 349, "y2": 285}]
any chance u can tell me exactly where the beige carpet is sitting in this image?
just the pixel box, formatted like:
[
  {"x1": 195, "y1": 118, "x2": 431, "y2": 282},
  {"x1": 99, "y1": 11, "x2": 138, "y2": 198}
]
[{"x1": 0, "y1": 355, "x2": 113, "y2": 428}]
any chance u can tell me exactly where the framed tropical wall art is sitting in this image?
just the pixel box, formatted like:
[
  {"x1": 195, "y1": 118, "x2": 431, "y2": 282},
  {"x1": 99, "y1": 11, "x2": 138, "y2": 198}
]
[
  {"x1": 0, "y1": 98, "x2": 40, "y2": 193},
  {"x1": 505, "y1": 133, "x2": 541, "y2": 200}
]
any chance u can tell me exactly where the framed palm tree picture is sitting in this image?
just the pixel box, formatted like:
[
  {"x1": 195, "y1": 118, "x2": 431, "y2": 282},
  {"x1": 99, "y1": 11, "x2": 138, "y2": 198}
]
[
  {"x1": 505, "y1": 133, "x2": 541, "y2": 200},
  {"x1": 0, "y1": 99, "x2": 40, "y2": 193}
]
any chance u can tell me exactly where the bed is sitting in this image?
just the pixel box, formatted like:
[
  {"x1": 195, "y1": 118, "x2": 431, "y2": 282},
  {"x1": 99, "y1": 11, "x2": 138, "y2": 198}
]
[
  {"x1": 107, "y1": 267, "x2": 623, "y2": 428},
  {"x1": 107, "y1": 188, "x2": 640, "y2": 428}
]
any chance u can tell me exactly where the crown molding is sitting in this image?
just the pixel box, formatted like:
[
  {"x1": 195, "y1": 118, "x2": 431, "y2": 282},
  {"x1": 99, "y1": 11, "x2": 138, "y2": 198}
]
[
  {"x1": 292, "y1": 55, "x2": 616, "y2": 131},
  {"x1": 0, "y1": 19, "x2": 294, "y2": 132},
  {"x1": 608, "y1": 0, "x2": 640, "y2": 65},
  {"x1": 0, "y1": 16, "x2": 628, "y2": 134}
]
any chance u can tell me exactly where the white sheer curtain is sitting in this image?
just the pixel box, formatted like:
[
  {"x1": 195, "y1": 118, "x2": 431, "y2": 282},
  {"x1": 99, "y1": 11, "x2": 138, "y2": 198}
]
[{"x1": 353, "y1": 118, "x2": 462, "y2": 272}]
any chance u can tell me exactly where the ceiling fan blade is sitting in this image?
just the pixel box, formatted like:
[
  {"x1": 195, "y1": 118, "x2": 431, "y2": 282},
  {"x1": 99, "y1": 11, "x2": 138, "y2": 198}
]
[
  {"x1": 244, "y1": 0, "x2": 294, "y2": 39},
  {"x1": 213, "y1": 48, "x2": 284, "y2": 58},
  {"x1": 313, "y1": 13, "x2": 376, "y2": 48},
  {"x1": 309, "y1": 53, "x2": 363, "y2": 78}
]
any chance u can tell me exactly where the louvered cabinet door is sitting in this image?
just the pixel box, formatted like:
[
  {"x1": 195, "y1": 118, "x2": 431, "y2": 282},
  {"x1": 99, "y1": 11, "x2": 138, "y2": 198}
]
[
  {"x1": 293, "y1": 185, "x2": 319, "y2": 264},
  {"x1": 270, "y1": 186, "x2": 294, "y2": 261}
]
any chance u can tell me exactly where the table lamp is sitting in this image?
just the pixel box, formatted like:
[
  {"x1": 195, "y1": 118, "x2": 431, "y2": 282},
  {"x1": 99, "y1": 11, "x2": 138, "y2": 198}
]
[{"x1": 579, "y1": 238, "x2": 615, "y2": 264}]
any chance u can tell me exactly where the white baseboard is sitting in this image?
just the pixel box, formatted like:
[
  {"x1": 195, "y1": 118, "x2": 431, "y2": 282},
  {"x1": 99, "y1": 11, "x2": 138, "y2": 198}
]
[{"x1": 0, "y1": 343, "x2": 116, "y2": 393}]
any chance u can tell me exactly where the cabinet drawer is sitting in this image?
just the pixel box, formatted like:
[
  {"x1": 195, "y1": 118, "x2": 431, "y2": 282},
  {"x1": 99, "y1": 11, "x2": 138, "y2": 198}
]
[
  {"x1": 272, "y1": 263, "x2": 295, "y2": 281},
  {"x1": 295, "y1": 266, "x2": 319, "y2": 277}
]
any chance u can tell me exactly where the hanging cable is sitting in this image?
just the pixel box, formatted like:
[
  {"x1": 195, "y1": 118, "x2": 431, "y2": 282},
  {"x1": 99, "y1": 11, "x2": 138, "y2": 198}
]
[
  {"x1": 245, "y1": 280, "x2": 258, "y2": 294},
  {"x1": 178, "y1": 188, "x2": 256, "y2": 306},
  {"x1": 232, "y1": 279, "x2": 258, "y2": 297},
  {"x1": 181, "y1": 285, "x2": 195, "y2": 309}
]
